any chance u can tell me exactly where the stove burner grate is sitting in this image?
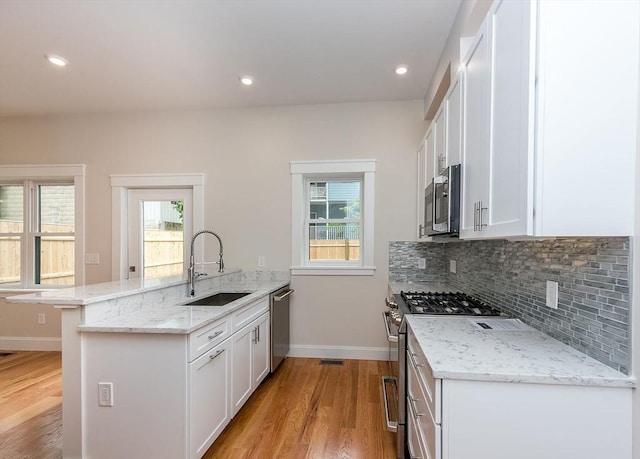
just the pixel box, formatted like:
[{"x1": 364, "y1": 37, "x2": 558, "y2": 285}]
[{"x1": 400, "y1": 291, "x2": 502, "y2": 316}]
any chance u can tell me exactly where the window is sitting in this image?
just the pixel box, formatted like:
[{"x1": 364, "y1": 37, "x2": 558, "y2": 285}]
[
  {"x1": 290, "y1": 160, "x2": 375, "y2": 275},
  {"x1": 0, "y1": 165, "x2": 85, "y2": 289}
]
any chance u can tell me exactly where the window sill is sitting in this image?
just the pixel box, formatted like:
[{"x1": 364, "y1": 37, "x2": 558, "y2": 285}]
[{"x1": 290, "y1": 266, "x2": 375, "y2": 276}]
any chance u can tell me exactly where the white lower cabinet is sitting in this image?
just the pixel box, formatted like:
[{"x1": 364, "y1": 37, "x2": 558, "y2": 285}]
[
  {"x1": 406, "y1": 324, "x2": 632, "y2": 459},
  {"x1": 189, "y1": 338, "x2": 232, "y2": 459},
  {"x1": 232, "y1": 312, "x2": 270, "y2": 415}
]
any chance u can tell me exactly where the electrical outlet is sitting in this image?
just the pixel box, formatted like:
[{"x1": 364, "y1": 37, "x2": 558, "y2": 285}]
[
  {"x1": 37, "y1": 313, "x2": 46, "y2": 325},
  {"x1": 417, "y1": 258, "x2": 426, "y2": 269},
  {"x1": 258, "y1": 256, "x2": 265, "y2": 268},
  {"x1": 546, "y1": 281, "x2": 558, "y2": 309},
  {"x1": 450, "y1": 260, "x2": 457, "y2": 273},
  {"x1": 85, "y1": 253, "x2": 100, "y2": 264},
  {"x1": 98, "y1": 382, "x2": 114, "y2": 406}
]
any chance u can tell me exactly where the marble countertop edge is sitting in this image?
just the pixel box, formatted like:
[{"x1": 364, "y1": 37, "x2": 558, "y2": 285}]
[{"x1": 431, "y1": 369, "x2": 636, "y2": 388}]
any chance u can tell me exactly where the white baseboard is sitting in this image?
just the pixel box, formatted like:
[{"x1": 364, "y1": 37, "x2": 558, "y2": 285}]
[
  {"x1": 288, "y1": 344, "x2": 389, "y2": 361},
  {"x1": 0, "y1": 336, "x2": 62, "y2": 351}
]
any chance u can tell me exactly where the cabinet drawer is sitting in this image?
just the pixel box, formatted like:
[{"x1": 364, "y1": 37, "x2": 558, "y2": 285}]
[
  {"x1": 232, "y1": 296, "x2": 269, "y2": 333},
  {"x1": 408, "y1": 351, "x2": 441, "y2": 459},
  {"x1": 407, "y1": 329, "x2": 441, "y2": 423},
  {"x1": 189, "y1": 317, "x2": 230, "y2": 362},
  {"x1": 407, "y1": 400, "x2": 429, "y2": 459}
]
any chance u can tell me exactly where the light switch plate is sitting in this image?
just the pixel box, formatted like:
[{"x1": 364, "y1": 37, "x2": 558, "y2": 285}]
[
  {"x1": 546, "y1": 281, "x2": 558, "y2": 309},
  {"x1": 418, "y1": 258, "x2": 426, "y2": 269},
  {"x1": 450, "y1": 260, "x2": 457, "y2": 273},
  {"x1": 258, "y1": 256, "x2": 265, "y2": 268}
]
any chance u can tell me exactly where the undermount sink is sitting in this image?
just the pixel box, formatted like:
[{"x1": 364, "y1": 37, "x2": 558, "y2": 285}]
[{"x1": 182, "y1": 292, "x2": 250, "y2": 306}]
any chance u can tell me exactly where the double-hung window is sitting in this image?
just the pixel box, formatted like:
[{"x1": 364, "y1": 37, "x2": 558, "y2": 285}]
[
  {"x1": 291, "y1": 160, "x2": 375, "y2": 275},
  {"x1": 0, "y1": 165, "x2": 85, "y2": 289}
]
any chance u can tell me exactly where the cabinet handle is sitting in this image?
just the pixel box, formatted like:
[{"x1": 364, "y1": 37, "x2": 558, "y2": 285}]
[
  {"x1": 409, "y1": 396, "x2": 425, "y2": 418},
  {"x1": 208, "y1": 330, "x2": 224, "y2": 340},
  {"x1": 479, "y1": 201, "x2": 487, "y2": 230},
  {"x1": 409, "y1": 352, "x2": 424, "y2": 368},
  {"x1": 209, "y1": 349, "x2": 225, "y2": 360},
  {"x1": 257, "y1": 325, "x2": 260, "y2": 342}
]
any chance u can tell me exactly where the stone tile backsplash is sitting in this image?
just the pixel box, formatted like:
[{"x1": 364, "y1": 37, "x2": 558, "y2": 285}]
[
  {"x1": 389, "y1": 238, "x2": 631, "y2": 374},
  {"x1": 388, "y1": 241, "x2": 446, "y2": 283}
]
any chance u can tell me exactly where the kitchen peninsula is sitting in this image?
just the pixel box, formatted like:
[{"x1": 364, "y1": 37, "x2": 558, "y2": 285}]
[{"x1": 7, "y1": 269, "x2": 289, "y2": 459}]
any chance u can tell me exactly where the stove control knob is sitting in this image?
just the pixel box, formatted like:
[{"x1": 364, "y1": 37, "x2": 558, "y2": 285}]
[{"x1": 385, "y1": 297, "x2": 398, "y2": 309}]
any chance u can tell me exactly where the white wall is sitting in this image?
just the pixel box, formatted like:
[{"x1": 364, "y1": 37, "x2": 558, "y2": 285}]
[
  {"x1": 0, "y1": 100, "x2": 426, "y2": 354},
  {"x1": 0, "y1": 297, "x2": 62, "y2": 350}
]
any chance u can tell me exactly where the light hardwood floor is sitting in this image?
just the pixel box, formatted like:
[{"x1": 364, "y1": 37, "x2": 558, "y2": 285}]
[
  {"x1": 0, "y1": 353, "x2": 396, "y2": 459},
  {"x1": 206, "y1": 358, "x2": 396, "y2": 459},
  {"x1": 0, "y1": 351, "x2": 63, "y2": 459}
]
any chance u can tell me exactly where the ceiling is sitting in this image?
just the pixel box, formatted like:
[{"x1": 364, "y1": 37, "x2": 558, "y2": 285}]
[{"x1": 0, "y1": 1, "x2": 461, "y2": 117}]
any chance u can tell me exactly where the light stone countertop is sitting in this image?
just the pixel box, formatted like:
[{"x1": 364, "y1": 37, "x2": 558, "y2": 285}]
[
  {"x1": 7, "y1": 269, "x2": 290, "y2": 334},
  {"x1": 77, "y1": 278, "x2": 289, "y2": 334},
  {"x1": 406, "y1": 315, "x2": 635, "y2": 388},
  {"x1": 4, "y1": 271, "x2": 213, "y2": 306}
]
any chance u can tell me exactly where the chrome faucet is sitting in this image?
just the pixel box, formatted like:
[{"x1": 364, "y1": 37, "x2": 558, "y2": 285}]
[{"x1": 188, "y1": 230, "x2": 224, "y2": 297}]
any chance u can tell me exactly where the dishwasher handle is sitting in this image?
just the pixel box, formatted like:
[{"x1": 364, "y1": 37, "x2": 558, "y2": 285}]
[{"x1": 273, "y1": 289, "x2": 294, "y2": 301}]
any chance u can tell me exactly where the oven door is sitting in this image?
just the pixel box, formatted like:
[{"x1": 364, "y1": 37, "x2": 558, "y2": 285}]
[{"x1": 382, "y1": 311, "x2": 399, "y2": 433}]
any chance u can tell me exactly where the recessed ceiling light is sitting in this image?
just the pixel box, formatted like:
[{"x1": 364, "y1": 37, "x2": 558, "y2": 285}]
[
  {"x1": 394, "y1": 65, "x2": 408, "y2": 76},
  {"x1": 239, "y1": 76, "x2": 254, "y2": 86},
  {"x1": 46, "y1": 54, "x2": 68, "y2": 67}
]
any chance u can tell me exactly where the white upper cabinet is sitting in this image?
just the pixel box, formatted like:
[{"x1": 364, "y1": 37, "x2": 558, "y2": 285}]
[
  {"x1": 460, "y1": 0, "x2": 638, "y2": 239},
  {"x1": 416, "y1": 138, "x2": 427, "y2": 239},
  {"x1": 416, "y1": 128, "x2": 436, "y2": 239},
  {"x1": 445, "y1": 76, "x2": 462, "y2": 168},
  {"x1": 417, "y1": 71, "x2": 463, "y2": 239},
  {"x1": 460, "y1": 19, "x2": 490, "y2": 238},
  {"x1": 434, "y1": 106, "x2": 446, "y2": 175}
]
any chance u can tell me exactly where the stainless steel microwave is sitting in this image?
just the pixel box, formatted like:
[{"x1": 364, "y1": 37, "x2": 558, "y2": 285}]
[{"x1": 424, "y1": 164, "x2": 461, "y2": 237}]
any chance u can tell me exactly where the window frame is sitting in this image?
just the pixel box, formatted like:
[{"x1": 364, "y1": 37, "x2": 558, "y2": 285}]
[
  {"x1": 290, "y1": 159, "x2": 375, "y2": 276},
  {"x1": 0, "y1": 164, "x2": 86, "y2": 291}
]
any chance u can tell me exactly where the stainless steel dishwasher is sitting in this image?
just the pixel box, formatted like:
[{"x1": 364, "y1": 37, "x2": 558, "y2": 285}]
[{"x1": 270, "y1": 285, "x2": 293, "y2": 372}]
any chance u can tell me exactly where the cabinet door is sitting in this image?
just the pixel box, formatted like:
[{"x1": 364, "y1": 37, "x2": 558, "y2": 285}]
[
  {"x1": 189, "y1": 338, "x2": 232, "y2": 459},
  {"x1": 424, "y1": 127, "x2": 436, "y2": 189},
  {"x1": 231, "y1": 322, "x2": 253, "y2": 415},
  {"x1": 252, "y1": 313, "x2": 270, "y2": 388},
  {"x1": 416, "y1": 141, "x2": 427, "y2": 239},
  {"x1": 460, "y1": 17, "x2": 490, "y2": 239},
  {"x1": 434, "y1": 107, "x2": 446, "y2": 175},
  {"x1": 445, "y1": 75, "x2": 461, "y2": 167},
  {"x1": 232, "y1": 312, "x2": 271, "y2": 416},
  {"x1": 484, "y1": 0, "x2": 534, "y2": 238}
]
